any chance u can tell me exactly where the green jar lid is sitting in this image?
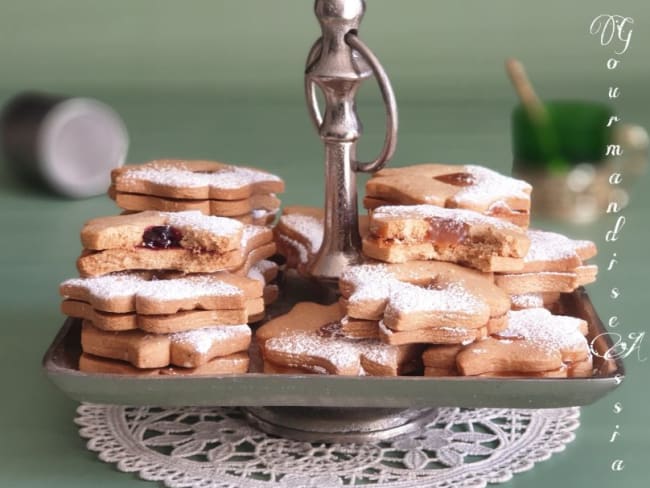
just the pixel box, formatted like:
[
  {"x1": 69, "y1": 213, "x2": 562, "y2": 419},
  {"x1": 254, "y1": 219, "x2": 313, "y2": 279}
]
[{"x1": 512, "y1": 100, "x2": 614, "y2": 169}]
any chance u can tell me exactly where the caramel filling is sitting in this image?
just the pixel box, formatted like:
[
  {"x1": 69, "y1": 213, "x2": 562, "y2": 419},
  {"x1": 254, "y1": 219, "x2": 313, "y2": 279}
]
[
  {"x1": 434, "y1": 172, "x2": 476, "y2": 187},
  {"x1": 426, "y1": 218, "x2": 469, "y2": 247}
]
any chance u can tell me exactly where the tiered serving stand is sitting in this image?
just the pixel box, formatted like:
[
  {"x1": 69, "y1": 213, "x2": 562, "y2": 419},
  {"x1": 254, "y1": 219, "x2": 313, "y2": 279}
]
[{"x1": 43, "y1": 0, "x2": 623, "y2": 443}]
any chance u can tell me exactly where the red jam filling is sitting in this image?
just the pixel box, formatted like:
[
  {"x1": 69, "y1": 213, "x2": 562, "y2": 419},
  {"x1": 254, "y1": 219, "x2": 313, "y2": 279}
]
[{"x1": 142, "y1": 226, "x2": 183, "y2": 249}]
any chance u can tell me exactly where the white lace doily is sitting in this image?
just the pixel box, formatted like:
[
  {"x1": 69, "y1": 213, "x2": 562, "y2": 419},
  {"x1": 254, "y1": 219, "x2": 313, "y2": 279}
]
[{"x1": 76, "y1": 404, "x2": 580, "y2": 488}]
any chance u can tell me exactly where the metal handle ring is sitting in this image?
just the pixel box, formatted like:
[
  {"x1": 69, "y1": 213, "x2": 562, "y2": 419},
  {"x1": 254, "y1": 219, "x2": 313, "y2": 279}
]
[
  {"x1": 304, "y1": 38, "x2": 324, "y2": 131},
  {"x1": 304, "y1": 34, "x2": 398, "y2": 172},
  {"x1": 346, "y1": 33, "x2": 398, "y2": 173}
]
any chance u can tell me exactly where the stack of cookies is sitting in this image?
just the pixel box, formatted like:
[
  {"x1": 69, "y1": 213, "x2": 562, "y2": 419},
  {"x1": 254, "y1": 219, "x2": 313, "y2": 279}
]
[
  {"x1": 422, "y1": 308, "x2": 593, "y2": 378},
  {"x1": 266, "y1": 163, "x2": 597, "y2": 378},
  {"x1": 256, "y1": 302, "x2": 423, "y2": 376},
  {"x1": 60, "y1": 159, "x2": 283, "y2": 375},
  {"x1": 76, "y1": 210, "x2": 276, "y2": 276},
  {"x1": 60, "y1": 156, "x2": 598, "y2": 379},
  {"x1": 273, "y1": 206, "x2": 324, "y2": 275},
  {"x1": 363, "y1": 163, "x2": 532, "y2": 226},
  {"x1": 110, "y1": 159, "x2": 284, "y2": 224},
  {"x1": 495, "y1": 229, "x2": 598, "y2": 311}
]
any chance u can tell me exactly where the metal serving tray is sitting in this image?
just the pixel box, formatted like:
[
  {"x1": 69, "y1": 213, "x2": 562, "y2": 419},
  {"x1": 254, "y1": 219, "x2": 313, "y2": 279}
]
[{"x1": 43, "y1": 286, "x2": 623, "y2": 409}]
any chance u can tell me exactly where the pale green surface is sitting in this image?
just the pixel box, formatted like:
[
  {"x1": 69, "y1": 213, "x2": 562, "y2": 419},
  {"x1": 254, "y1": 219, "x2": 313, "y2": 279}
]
[{"x1": 0, "y1": 0, "x2": 649, "y2": 486}]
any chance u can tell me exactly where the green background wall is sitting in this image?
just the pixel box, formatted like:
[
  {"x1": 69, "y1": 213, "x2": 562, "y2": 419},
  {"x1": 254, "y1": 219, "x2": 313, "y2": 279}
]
[{"x1": 1, "y1": 0, "x2": 649, "y2": 180}]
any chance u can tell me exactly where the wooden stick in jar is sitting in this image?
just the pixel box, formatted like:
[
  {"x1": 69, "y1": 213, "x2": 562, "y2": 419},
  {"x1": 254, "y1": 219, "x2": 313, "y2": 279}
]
[{"x1": 505, "y1": 57, "x2": 567, "y2": 171}]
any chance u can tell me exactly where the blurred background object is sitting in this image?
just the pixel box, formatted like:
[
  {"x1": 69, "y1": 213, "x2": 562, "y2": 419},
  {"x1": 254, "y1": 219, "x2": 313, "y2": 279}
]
[
  {"x1": 1, "y1": 92, "x2": 128, "y2": 198},
  {"x1": 506, "y1": 58, "x2": 571, "y2": 173},
  {"x1": 1, "y1": 0, "x2": 647, "y2": 213},
  {"x1": 511, "y1": 98, "x2": 647, "y2": 223},
  {"x1": 506, "y1": 58, "x2": 647, "y2": 223}
]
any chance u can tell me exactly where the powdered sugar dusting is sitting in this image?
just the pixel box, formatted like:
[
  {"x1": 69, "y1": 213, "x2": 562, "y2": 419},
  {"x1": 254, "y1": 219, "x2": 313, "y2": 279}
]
[
  {"x1": 125, "y1": 166, "x2": 207, "y2": 188},
  {"x1": 61, "y1": 273, "x2": 242, "y2": 301},
  {"x1": 124, "y1": 164, "x2": 281, "y2": 190},
  {"x1": 387, "y1": 281, "x2": 484, "y2": 315},
  {"x1": 511, "y1": 293, "x2": 545, "y2": 309},
  {"x1": 136, "y1": 276, "x2": 241, "y2": 301},
  {"x1": 251, "y1": 208, "x2": 270, "y2": 220},
  {"x1": 487, "y1": 200, "x2": 514, "y2": 212},
  {"x1": 341, "y1": 265, "x2": 392, "y2": 303},
  {"x1": 574, "y1": 239, "x2": 596, "y2": 257},
  {"x1": 279, "y1": 235, "x2": 309, "y2": 264},
  {"x1": 254, "y1": 259, "x2": 276, "y2": 274},
  {"x1": 499, "y1": 308, "x2": 587, "y2": 353},
  {"x1": 372, "y1": 204, "x2": 518, "y2": 231},
  {"x1": 205, "y1": 166, "x2": 281, "y2": 190},
  {"x1": 377, "y1": 320, "x2": 394, "y2": 336},
  {"x1": 170, "y1": 324, "x2": 250, "y2": 354},
  {"x1": 455, "y1": 165, "x2": 531, "y2": 207},
  {"x1": 281, "y1": 214, "x2": 323, "y2": 253},
  {"x1": 266, "y1": 332, "x2": 399, "y2": 374},
  {"x1": 247, "y1": 260, "x2": 276, "y2": 283},
  {"x1": 247, "y1": 268, "x2": 264, "y2": 284},
  {"x1": 362, "y1": 342, "x2": 399, "y2": 365},
  {"x1": 342, "y1": 264, "x2": 485, "y2": 317},
  {"x1": 266, "y1": 333, "x2": 360, "y2": 371},
  {"x1": 524, "y1": 230, "x2": 579, "y2": 263},
  {"x1": 165, "y1": 211, "x2": 243, "y2": 237},
  {"x1": 240, "y1": 225, "x2": 266, "y2": 248},
  {"x1": 62, "y1": 273, "x2": 146, "y2": 300}
]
